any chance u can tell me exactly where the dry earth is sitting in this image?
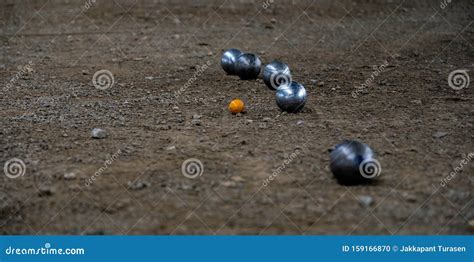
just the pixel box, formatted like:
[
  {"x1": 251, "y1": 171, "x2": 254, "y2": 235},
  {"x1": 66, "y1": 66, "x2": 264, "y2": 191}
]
[{"x1": 0, "y1": 0, "x2": 473, "y2": 234}]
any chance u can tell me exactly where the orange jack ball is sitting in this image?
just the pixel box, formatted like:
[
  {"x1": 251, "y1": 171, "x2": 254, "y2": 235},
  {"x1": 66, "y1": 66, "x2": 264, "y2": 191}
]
[{"x1": 229, "y1": 99, "x2": 245, "y2": 114}]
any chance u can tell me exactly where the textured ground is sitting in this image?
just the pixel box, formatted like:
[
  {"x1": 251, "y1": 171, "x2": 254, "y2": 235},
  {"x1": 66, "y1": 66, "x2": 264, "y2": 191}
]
[{"x1": 1, "y1": 0, "x2": 473, "y2": 234}]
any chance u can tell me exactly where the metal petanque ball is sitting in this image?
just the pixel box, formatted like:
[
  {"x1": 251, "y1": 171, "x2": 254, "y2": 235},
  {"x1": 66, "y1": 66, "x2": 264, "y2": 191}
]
[
  {"x1": 275, "y1": 81, "x2": 307, "y2": 113},
  {"x1": 221, "y1": 48, "x2": 243, "y2": 75},
  {"x1": 263, "y1": 60, "x2": 292, "y2": 90},
  {"x1": 329, "y1": 140, "x2": 381, "y2": 185},
  {"x1": 234, "y1": 53, "x2": 262, "y2": 80}
]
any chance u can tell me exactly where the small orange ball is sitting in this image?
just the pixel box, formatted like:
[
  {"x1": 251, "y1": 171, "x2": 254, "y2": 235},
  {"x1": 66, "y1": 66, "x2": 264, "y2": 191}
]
[{"x1": 228, "y1": 99, "x2": 245, "y2": 114}]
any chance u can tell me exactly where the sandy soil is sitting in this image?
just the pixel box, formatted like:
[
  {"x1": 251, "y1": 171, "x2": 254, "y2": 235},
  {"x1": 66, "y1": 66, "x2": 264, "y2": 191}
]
[{"x1": 1, "y1": 0, "x2": 473, "y2": 234}]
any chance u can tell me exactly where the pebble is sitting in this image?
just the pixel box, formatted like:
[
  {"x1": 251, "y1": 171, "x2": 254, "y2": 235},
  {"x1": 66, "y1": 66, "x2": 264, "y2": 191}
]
[
  {"x1": 220, "y1": 181, "x2": 237, "y2": 188},
  {"x1": 166, "y1": 145, "x2": 176, "y2": 151},
  {"x1": 91, "y1": 128, "x2": 107, "y2": 139},
  {"x1": 145, "y1": 76, "x2": 154, "y2": 80},
  {"x1": 37, "y1": 97, "x2": 52, "y2": 107},
  {"x1": 38, "y1": 186, "x2": 55, "y2": 197},
  {"x1": 297, "y1": 120, "x2": 304, "y2": 125},
  {"x1": 357, "y1": 195, "x2": 374, "y2": 208},
  {"x1": 468, "y1": 220, "x2": 474, "y2": 230},
  {"x1": 231, "y1": 176, "x2": 245, "y2": 182},
  {"x1": 63, "y1": 172, "x2": 76, "y2": 180},
  {"x1": 191, "y1": 119, "x2": 202, "y2": 126},
  {"x1": 127, "y1": 180, "x2": 150, "y2": 190},
  {"x1": 263, "y1": 117, "x2": 272, "y2": 122},
  {"x1": 432, "y1": 131, "x2": 448, "y2": 139}
]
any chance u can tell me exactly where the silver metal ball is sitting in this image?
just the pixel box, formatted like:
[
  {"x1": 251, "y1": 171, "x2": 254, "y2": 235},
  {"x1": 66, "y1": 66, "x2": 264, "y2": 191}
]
[
  {"x1": 275, "y1": 81, "x2": 307, "y2": 113},
  {"x1": 330, "y1": 140, "x2": 380, "y2": 185},
  {"x1": 234, "y1": 53, "x2": 262, "y2": 80},
  {"x1": 221, "y1": 48, "x2": 243, "y2": 75},
  {"x1": 263, "y1": 60, "x2": 292, "y2": 90}
]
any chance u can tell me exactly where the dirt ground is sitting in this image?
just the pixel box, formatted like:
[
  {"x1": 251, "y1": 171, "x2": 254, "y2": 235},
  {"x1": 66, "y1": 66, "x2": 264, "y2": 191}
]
[{"x1": 1, "y1": 0, "x2": 473, "y2": 235}]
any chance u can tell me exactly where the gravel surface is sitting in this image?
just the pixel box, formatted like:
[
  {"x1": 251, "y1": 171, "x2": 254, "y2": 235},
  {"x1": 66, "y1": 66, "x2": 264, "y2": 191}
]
[{"x1": 1, "y1": 0, "x2": 473, "y2": 234}]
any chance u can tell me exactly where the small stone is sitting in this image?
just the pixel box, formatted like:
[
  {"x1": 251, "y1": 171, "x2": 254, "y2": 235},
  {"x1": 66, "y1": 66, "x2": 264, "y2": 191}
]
[
  {"x1": 259, "y1": 123, "x2": 267, "y2": 129},
  {"x1": 64, "y1": 172, "x2": 76, "y2": 180},
  {"x1": 263, "y1": 117, "x2": 272, "y2": 122},
  {"x1": 127, "y1": 180, "x2": 150, "y2": 190},
  {"x1": 297, "y1": 120, "x2": 304, "y2": 125},
  {"x1": 357, "y1": 195, "x2": 374, "y2": 208},
  {"x1": 192, "y1": 114, "x2": 202, "y2": 119},
  {"x1": 145, "y1": 76, "x2": 153, "y2": 80},
  {"x1": 245, "y1": 119, "x2": 253, "y2": 124},
  {"x1": 270, "y1": 18, "x2": 277, "y2": 24},
  {"x1": 231, "y1": 176, "x2": 245, "y2": 182},
  {"x1": 318, "y1": 81, "x2": 324, "y2": 87},
  {"x1": 38, "y1": 186, "x2": 55, "y2": 197},
  {"x1": 468, "y1": 220, "x2": 474, "y2": 231},
  {"x1": 433, "y1": 131, "x2": 448, "y2": 139},
  {"x1": 37, "y1": 97, "x2": 52, "y2": 107},
  {"x1": 191, "y1": 119, "x2": 202, "y2": 126},
  {"x1": 91, "y1": 128, "x2": 107, "y2": 139},
  {"x1": 166, "y1": 145, "x2": 176, "y2": 150},
  {"x1": 82, "y1": 70, "x2": 90, "y2": 75},
  {"x1": 220, "y1": 181, "x2": 237, "y2": 188}
]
